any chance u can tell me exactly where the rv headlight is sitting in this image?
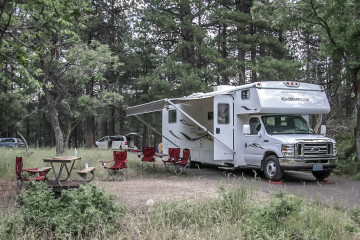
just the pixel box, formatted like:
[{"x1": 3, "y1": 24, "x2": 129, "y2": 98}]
[
  {"x1": 333, "y1": 142, "x2": 337, "y2": 156},
  {"x1": 281, "y1": 144, "x2": 295, "y2": 157}
]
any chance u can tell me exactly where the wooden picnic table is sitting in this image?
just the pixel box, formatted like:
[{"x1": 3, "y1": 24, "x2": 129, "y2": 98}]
[
  {"x1": 155, "y1": 152, "x2": 169, "y2": 160},
  {"x1": 43, "y1": 156, "x2": 81, "y2": 186}
]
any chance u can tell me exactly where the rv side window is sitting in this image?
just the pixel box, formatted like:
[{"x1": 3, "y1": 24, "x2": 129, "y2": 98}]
[
  {"x1": 168, "y1": 109, "x2": 177, "y2": 123},
  {"x1": 218, "y1": 103, "x2": 229, "y2": 124},
  {"x1": 241, "y1": 90, "x2": 250, "y2": 100},
  {"x1": 249, "y1": 117, "x2": 261, "y2": 135}
]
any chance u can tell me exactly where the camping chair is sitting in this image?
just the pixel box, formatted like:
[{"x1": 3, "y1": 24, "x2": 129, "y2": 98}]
[
  {"x1": 162, "y1": 148, "x2": 180, "y2": 171},
  {"x1": 15, "y1": 156, "x2": 52, "y2": 193},
  {"x1": 100, "y1": 151, "x2": 127, "y2": 181},
  {"x1": 140, "y1": 147, "x2": 156, "y2": 171},
  {"x1": 174, "y1": 149, "x2": 190, "y2": 175}
]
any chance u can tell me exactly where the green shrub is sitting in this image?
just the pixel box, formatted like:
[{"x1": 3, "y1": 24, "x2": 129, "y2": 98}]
[
  {"x1": 17, "y1": 182, "x2": 125, "y2": 238},
  {"x1": 348, "y1": 208, "x2": 360, "y2": 225},
  {"x1": 130, "y1": 188, "x2": 359, "y2": 240},
  {"x1": 334, "y1": 132, "x2": 360, "y2": 176}
]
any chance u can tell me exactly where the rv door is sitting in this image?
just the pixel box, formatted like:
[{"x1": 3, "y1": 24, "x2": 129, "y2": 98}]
[{"x1": 214, "y1": 95, "x2": 234, "y2": 160}]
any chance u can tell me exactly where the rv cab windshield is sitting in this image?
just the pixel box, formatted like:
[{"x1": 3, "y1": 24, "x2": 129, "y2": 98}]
[{"x1": 261, "y1": 115, "x2": 314, "y2": 134}]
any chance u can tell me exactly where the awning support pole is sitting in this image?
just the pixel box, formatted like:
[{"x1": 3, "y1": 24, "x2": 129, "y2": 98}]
[
  {"x1": 166, "y1": 99, "x2": 235, "y2": 155},
  {"x1": 134, "y1": 115, "x2": 179, "y2": 148}
]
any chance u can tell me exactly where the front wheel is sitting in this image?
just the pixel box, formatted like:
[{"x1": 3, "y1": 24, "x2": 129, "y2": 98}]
[
  {"x1": 312, "y1": 170, "x2": 332, "y2": 180},
  {"x1": 264, "y1": 155, "x2": 283, "y2": 181}
]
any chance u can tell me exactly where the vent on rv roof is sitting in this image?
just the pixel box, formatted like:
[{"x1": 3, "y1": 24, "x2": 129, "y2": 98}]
[{"x1": 283, "y1": 81, "x2": 300, "y2": 87}]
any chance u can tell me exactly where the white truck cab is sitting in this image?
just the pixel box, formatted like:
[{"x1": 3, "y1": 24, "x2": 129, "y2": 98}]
[
  {"x1": 127, "y1": 81, "x2": 338, "y2": 181},
  {"x1": 242, "y1": 114, "x2": 336, "y2": 180}
]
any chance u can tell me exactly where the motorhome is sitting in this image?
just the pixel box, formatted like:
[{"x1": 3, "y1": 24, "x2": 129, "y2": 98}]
[{"x1": 127, "y1": 81, "x2": 337, "y2": 181}]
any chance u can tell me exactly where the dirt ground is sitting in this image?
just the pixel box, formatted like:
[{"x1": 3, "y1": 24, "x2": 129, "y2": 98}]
[
  {"x1": 97, "y1": 177, "x2": 222, "y2": 208},
  {"x1": 0, "y1": 176, "x2": 269, "y2": 210},
  {"x1": 0, "y1": 179, "x2": 17, "y2": 209}
]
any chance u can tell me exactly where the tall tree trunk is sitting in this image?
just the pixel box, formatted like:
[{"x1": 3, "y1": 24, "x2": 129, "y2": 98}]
[
  {"x1": 143, "y1": 124, "x2": 148, "y2": 147},
  {"x1": 250, "y1": 24, "x2": 257, "y2": 82},
  {"x1": 237, "y1": 21, "x2": 246, "y2": 85},
  {"x1": 236, "y1": 0, "x2": 252, "y2": 85},
  {"x1": 305, "y1": 32, "x2": 311, "y2": 82},
  {"x1": 74, "y1": 124, "x2": 78, "y2": 148},
  {"x1": 221, "y1": 24, "x2": 229, "y2": 85},
  {"x1": 119, "y1": 107, "x2": 125, "y2": 134},
  {"x1": 353, "y1": 67, "x2": 360, "y2": 162},
  {"x1": 86, "y1": 79, "x2": 95, "y2": 147},
  {"x1": 17, "y1": 131, "x2": 28, "y2": 153},
  {"x1": 44, "y1": 87, "x2": 64, "y2": 155},
  {"x1": 314, "y1": 114, "x2": 322, "y2": 133},
  {"x1": 110, "y1": 107, "x2": 115, "y2": 135},
  {"x1": 179, "y1": 0, "x2": 195, "y2": 66},
  {"x1": 103, "y1": 120, "x2": 108, "y2": 136},
  {"x1": 86, "y1": 116, "x2": 95, "y2": 147},
  {"x1": 64, "y1": 120, "x2": 71, "y2": 150}
]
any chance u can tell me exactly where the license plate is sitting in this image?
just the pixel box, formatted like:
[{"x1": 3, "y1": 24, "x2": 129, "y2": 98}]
[{"x1": 313, "y1": 165, "x2": 323, "y2": 171}]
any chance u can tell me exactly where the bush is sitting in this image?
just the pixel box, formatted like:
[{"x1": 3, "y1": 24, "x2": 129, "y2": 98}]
[
  {"x1": 335, "y1": 132, "x2": 360, "y2": 176},
  {"x1": 17, "y1": 182, "x2": 125, "y2": 238},
  {"x1": 128, "y1": 187, "x2": 359, "y2": 240}
]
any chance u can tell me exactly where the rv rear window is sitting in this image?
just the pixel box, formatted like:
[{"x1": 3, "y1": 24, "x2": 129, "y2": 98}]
[
  {"x1": 241, "y1": 90, "x2": 250, "y2": 100},
  {"x1": 168, "y1": 109, "x2": 177, "y2": 123},
  {"x1": 218, "y1": 103, "x2": 229, "y2": 124}
]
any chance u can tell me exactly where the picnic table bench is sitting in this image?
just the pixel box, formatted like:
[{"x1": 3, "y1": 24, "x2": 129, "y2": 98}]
[{"x1": 77, "y1": 167, "x2": 95, "y2": 184}]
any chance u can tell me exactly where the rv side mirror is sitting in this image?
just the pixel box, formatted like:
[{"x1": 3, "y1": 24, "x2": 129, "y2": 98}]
[
  {"x1": 243, "y1": 125, "x2": 251, "y2": 135},
  {"x1": 320, "y1": 125, "x2": 326, "y2": 135}
]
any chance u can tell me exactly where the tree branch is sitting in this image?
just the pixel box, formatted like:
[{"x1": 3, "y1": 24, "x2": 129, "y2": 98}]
[{"x1": 308, "y1": 0, "x2": 346, "y2": 60}]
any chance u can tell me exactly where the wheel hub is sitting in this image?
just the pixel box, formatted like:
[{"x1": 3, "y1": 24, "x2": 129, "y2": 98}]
[{"x1": 267, "y1": 161, "x2": 276, "y2": 177}]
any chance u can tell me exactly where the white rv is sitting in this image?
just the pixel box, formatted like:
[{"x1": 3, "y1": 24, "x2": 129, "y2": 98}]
[{"x1": 127, "y1": 81, "x2": 337, "y2": 181}]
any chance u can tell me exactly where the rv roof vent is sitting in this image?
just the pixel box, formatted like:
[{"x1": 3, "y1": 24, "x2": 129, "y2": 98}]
[{"x1": 214, "y1": 85, "x2": 236, "y2": 92}]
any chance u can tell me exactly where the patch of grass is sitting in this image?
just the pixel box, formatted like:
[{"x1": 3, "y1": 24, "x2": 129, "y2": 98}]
[
  {"x1": 1, "y1": 182, "x2": 125, "y2": 239},
  {"x1": 1, "y1": 148, "x2": 359, "y2": 239},
  {"x1": 354, "y1": 173, "x2": 360, "y2": 181},
  {"x1": 0, "y1": 147, "x2": 170, "y2": 180},
  {"x1": 0, "y1": 185, "x2": 359, "y2": 239},
  {"x1": 122, "y1": 187, "x2": 359, "y2": 240}
]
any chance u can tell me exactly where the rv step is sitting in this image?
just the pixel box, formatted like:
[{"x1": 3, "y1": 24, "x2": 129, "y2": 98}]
[{"x1": 218, "y1": 167, "x2": 236, "y2": 171}]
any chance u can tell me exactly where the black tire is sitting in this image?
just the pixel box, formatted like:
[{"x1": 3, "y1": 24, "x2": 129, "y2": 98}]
[
  {"x1": 312, "y1": 170, "x2": 332, "y2": 180},
  {"x1": 264, "y1": 155, "x2": 283, "y2": 181}
]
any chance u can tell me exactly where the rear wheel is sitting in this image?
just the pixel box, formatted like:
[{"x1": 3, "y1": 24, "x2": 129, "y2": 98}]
[
  {"x1": 312, "y1": 170, "x2": 332, "y2": 180},
  {"x1": 264, "y1": 155, "x2": 283, "y2": 181}
]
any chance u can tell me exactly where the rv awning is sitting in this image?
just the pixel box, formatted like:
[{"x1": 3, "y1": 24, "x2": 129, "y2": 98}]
[
  {"x1": 126, "y1": 99, "x2": 168, "y2": 116},
  {"x1": 126, "y1": 86, "x2": 241, "y2": 117},
  {"x1": 126, "y1": 95, "x2": 215, "y2": 117}
]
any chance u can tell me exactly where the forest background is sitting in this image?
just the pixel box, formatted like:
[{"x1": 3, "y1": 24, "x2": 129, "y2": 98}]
[{"x1": 0, "y1": 0, "x2": 359, "y2": 176}]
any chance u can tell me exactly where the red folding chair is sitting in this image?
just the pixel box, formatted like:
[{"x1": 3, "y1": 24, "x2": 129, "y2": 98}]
[
  {"x1": 162, "y1": 148, "x2": 180, "y2": 171},
  {"x1": 16, "y1": 156, "x2": 51, "y2": 193},
  {"x1": 174, "y1": 149, "x2": 190, "y2": 175},
  {"x1": 100, "y1": 151, "x2": 127, "y2": 181},
  {"x1": 140, "y1": 147, "x2": 156, "y2": 171}
]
